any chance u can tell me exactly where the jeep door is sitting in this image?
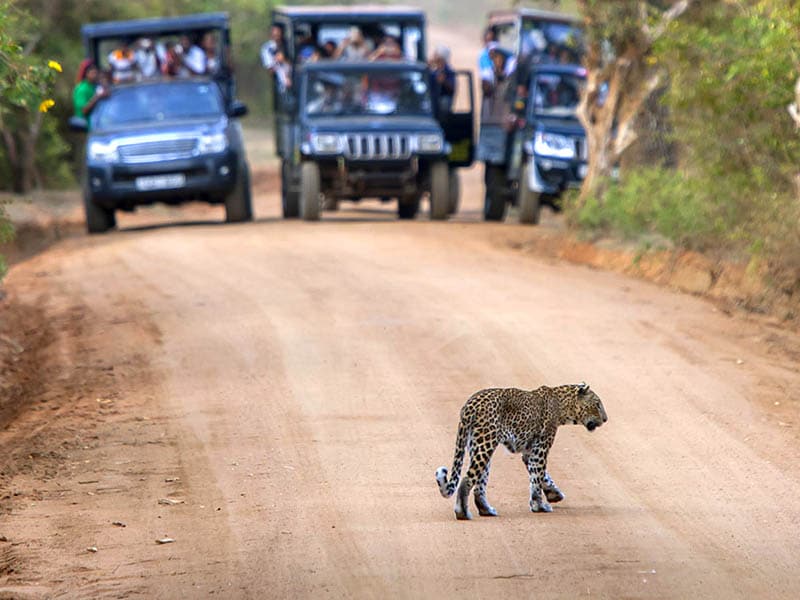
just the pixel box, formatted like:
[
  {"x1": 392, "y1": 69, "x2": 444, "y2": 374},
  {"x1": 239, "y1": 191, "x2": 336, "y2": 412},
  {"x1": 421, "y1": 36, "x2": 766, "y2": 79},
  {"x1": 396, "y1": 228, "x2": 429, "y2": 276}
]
[{"x1": 439, "y1": 70, "x2": 475, "y2": 168}]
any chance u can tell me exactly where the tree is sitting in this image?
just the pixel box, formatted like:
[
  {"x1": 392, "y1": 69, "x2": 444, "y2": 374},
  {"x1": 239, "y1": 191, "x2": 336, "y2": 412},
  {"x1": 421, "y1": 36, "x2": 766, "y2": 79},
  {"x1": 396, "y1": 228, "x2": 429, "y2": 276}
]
[
  {"x1": 574, "y1": 0, "x2": 693, "y2": 209},
  {"x1": 0, "y1": 1, "x2": 61, "y2": 194}
]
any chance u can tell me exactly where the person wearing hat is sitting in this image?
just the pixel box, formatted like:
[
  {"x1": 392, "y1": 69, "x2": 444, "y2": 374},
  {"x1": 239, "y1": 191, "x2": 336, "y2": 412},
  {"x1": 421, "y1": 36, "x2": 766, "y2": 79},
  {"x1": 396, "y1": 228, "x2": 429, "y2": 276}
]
[
  {"x1": 429, "y1": 44, "x2": 456, "y2": 114},
  {"x1": 135, "y1": 38, "x2": 159, "y2": 79}
]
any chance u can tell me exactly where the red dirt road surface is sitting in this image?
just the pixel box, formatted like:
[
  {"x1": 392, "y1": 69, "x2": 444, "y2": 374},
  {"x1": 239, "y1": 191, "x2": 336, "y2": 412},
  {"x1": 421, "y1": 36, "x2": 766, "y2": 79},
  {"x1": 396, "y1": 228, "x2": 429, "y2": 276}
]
[{"x1": 2, "y1": 161, "x2": 800, "y2": 598}]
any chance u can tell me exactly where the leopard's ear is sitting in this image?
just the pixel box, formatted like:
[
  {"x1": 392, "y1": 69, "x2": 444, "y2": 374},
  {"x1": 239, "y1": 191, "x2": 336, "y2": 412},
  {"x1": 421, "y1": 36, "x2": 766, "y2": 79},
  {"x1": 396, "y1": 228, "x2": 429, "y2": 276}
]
[{"x1": 577, "y1": 382, "x2": 589, "y2": 394}]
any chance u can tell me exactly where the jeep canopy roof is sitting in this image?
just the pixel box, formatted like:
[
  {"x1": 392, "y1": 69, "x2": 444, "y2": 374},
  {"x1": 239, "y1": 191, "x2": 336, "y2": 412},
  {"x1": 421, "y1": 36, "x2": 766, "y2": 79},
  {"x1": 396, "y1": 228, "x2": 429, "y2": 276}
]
[
  {"x1": 272, "y1": 5, "x2": 426, "y2": 67},
  {"x1": 272, "y1": 5, "x2": 425, "y2": 22},
  {"x1": 81, "y1": 12, "x2": 231, "y2": 66}
]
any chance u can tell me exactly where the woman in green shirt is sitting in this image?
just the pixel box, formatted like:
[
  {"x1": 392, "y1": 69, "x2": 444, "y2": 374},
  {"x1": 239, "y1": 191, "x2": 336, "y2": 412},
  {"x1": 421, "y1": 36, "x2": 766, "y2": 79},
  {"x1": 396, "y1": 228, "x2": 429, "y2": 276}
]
[{"x1": 73, "y1": 62, "x2": 107, "y2": 119}]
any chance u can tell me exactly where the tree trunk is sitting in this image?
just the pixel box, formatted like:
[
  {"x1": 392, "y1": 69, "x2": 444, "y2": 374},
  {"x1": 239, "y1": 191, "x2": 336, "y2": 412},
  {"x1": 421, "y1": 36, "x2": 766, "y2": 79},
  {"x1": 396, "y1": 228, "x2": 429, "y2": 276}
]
[{"x1": 573, "y1": 0, "x2": 693, "y2": 211}]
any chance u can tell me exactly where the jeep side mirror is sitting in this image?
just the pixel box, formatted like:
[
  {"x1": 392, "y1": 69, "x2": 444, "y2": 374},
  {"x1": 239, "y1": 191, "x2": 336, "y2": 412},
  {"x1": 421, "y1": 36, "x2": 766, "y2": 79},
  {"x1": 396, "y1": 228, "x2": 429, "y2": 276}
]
[
  {"x1": 228, "y1": 101, "x2": 248, "y2": 118},
  {"x1": 68, "y1": 116, "x2": 89, "y2": 132}
]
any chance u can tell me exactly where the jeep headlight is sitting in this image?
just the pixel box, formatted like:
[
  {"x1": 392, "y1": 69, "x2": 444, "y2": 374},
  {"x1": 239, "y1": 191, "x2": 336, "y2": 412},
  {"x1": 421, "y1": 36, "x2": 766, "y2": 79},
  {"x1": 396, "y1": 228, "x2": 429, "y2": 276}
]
[
  {"x1": 88, "y1": 140, "x2": 118, "y2": 162},
  {"x1": 533, "y1": 132, "x2": 575, "y2": 159},
  {"x1": 198, "y1": 132, "x2": 228, "y2": 154},
  {"x1": 415, "y1": 134, "x2": 443, "y2": 153},
  {"x1": 311, "y1": 133, "x2": 342, "y2": 154}
]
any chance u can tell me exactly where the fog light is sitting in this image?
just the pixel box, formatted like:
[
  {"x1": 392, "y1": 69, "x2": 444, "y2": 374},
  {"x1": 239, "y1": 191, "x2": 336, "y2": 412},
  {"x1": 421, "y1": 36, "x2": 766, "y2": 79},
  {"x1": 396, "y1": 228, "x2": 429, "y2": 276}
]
[
  {"x1": 219, "y1": 166, "x2": 230, "y2": 176},
  {"x1": 91, "y1": 177, "x2": 101, "y2": 188},
  {"x1": 540, "y1": 159, "x2": 553, "y2": 171}
]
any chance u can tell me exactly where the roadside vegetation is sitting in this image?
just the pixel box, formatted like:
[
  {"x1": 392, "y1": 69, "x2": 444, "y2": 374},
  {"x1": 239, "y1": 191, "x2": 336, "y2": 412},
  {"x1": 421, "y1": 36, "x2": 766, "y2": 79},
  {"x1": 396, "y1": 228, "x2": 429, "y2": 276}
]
[{"x1": 569, "y1": 0, "x2": 800, "y2": 294}]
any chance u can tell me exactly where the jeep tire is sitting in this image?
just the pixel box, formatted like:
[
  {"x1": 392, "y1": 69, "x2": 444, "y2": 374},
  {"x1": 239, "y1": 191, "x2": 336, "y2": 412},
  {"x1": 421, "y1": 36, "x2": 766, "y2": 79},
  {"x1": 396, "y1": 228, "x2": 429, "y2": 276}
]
[
  {"x1": 483, "y1": 164, "x2": 507, "y2": 222},
  {"x1": 517, "y1": 163, "x2": 542, "y2": 225},
  {"x1": 83, "y1": 181, "x2": 116, "y2": 234},
  {"x1": 300, "y1": 161, "x2": 321, "y2": 221},
  {"x1": 281, "y1": 160, "x2": 300, "y2": 218},
  {"x1": 429, "y1": 161, "x2": 449, "y2": 220},
  {"x1": 448, "y1": 168, "x2": 460, "y2": 215},
  {"x1": 225, "y1": 161, "x2": 253, "y2": 223}
]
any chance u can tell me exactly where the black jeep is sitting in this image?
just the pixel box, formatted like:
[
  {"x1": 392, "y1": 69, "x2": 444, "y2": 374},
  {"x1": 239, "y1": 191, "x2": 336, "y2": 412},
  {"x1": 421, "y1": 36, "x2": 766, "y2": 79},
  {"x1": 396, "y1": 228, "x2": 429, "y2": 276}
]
[
  {"x1": 70, "y1": 13, "x2": 252, "y2": 233},
  {"x1": 289, "y1": 61, "x2": 472, "y2": 220},
  {"x1": 269, "y1": 5, "x2": 474, "y2": 220},
  {"x1": 478, "y1": 8, "x2": 585, "y2": 223}
]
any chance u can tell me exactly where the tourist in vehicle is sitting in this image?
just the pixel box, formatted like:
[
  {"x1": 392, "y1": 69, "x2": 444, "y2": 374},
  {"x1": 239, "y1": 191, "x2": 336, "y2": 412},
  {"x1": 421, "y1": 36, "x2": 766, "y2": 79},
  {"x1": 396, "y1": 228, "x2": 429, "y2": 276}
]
[
  {"x1": 272, "y1": 50, "x2": 292, "y2": 92},
  {"x1": 307, "y1": 79, "x2": 343, "y2": 115},
  {"x1": 482, "y1": 43, "x2": 514, "y2": 96},
  {"x1": 295, "y1": 27, "x2": 318, "y2": 64},
  {"x1": 260, "y1": 25, "x2": 286, "y2": 71},
  {"x1": 73, "y1": 62, "x2": 109, "y2": 119},
  {"x1": 178, "y1": 33, "x2": 206, "y2": 76},
  {"x1": 369, "y1": 35, "x2": 403, "y2": 61},
  {"x1": 108, "y1": 39, "x2": 137, "y2": 84},
  {"x1": 429, "y1": 44, "x2": 455, "y2": 113},
  {"x1": 478, "y1": 27, "x2": 497, "y2": 82},
  {"x1": 321, "y1": 40, "x2": 338, "y2": 59},
  {"x1": 200, "y1": 31, "x2": 221, "y2": 75},
  {"x1": 334, "y1": 27, "x2": 374, "y2": 61},
  {"x1": 161, "y1": 41, "x2": 182, "y2": 77},
  {"x1": 134, "y1": 38, "x2": 159, "y2": 79}
]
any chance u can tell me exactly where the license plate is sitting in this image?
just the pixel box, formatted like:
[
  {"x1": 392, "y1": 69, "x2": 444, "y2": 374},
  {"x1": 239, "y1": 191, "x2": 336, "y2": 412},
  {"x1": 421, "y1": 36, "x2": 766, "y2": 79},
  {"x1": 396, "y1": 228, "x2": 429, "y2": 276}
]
[
  {"x1": 578, "y1": 164, "x2": 588, "y2": 179},
  {"x1": 135, "y1": 173, "x2": 186, "y2": 191}
]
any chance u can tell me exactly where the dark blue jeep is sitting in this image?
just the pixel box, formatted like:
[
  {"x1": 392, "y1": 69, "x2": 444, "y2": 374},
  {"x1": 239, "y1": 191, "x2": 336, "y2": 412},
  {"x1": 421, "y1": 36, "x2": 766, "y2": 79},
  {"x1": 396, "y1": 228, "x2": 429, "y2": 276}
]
[
  {"x1": 270, "y1": 5, "x2": 474, "y2": 220},
  {"x1": 70, "y1": 13, "x2": 252, "y2": 233},
  {"x1": 478, "y1": 9, "x2": 585, "y2": 223},
  {"x1": 287, "y1": 61, "x2": 472, "y2": 220}
]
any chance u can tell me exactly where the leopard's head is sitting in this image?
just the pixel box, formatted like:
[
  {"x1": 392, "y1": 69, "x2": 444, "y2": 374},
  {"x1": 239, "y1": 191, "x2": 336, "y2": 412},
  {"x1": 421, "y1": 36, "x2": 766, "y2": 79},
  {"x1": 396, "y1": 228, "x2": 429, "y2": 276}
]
[{"x1": 570, "y1": 383, "x2": 608, "y2": 432}]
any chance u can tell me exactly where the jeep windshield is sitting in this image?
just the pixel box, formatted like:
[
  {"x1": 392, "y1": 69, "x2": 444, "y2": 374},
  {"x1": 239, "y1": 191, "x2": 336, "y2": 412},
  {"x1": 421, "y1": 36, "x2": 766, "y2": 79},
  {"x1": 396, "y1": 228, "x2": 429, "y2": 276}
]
[
  {"x1": 304, "y1": 67, "x2": 433, "y2": 118},
  {"x1": 91, "y1": 81, "x2": 224, "y2": 130},
  {"x1": 529, "y1": 71, "x2": 585, "y2": 118}
]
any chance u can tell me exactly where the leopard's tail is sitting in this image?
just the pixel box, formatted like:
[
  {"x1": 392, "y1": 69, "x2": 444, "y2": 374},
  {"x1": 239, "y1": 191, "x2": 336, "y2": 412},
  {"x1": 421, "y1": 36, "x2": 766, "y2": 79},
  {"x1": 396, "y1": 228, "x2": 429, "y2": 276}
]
[{"x1": 435, "y1": 417, "x2": 469, "y2": 498}]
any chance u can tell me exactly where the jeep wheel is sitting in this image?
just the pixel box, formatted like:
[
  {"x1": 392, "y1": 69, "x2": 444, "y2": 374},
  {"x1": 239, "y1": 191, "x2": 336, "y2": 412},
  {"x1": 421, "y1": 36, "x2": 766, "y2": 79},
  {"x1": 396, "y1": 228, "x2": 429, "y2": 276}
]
[
  {"x1": 398, "y1": 195, "x2": 420, "y2": 219},
  {"x1": 281, "y1": 160, "x2": 300, "y2": 218},
  {"x1": 300, "y1": 161, "x2": 321, "y2": 221},
  {"x1": 429, "y1": 161, "x2": 449, "y2": 221},
  {"x1": 225, "y1": 161, "x2": 253, "y2": 223},
  {"x1": 83, "y1": 182, "x2": 115, "y2": 234},
  {"x1": 483, "y1": 165, "x2": 507, "y2": 221},
  {"x1": 517, "y1": 163, "x2": 542, "y2": 225},
  {"x1": 448, "y1": 168, "x2": 460, "y2": 215}
]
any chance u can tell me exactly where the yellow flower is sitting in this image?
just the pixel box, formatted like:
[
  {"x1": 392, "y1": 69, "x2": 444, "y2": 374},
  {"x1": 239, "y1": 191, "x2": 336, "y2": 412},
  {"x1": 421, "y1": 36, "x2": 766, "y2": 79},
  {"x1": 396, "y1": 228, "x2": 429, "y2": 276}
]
[
  {"x1": 39, "y1": 99, "x2": 55, "y2": 113},
  {"x1": 48, "y1": 60, "x2": 62, "y2": 73}
]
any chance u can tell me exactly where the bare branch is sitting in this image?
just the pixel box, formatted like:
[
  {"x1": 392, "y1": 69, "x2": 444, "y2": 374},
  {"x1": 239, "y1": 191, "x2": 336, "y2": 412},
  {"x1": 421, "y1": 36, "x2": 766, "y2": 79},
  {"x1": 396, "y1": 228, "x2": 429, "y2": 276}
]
[
  {"x1": 789, "y1": 77, "x2": 800, "y2": 128},
  {"x1": 644, "y1": 0, "x2": 693, "y2": 43}
]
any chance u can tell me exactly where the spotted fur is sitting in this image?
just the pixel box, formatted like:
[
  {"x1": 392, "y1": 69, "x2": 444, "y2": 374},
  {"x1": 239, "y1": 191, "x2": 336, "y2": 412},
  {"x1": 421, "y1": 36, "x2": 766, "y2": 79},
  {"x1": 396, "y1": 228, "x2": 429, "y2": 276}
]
[{"x1": 435, "y1": 383, "x2": 607, "y2": 519}]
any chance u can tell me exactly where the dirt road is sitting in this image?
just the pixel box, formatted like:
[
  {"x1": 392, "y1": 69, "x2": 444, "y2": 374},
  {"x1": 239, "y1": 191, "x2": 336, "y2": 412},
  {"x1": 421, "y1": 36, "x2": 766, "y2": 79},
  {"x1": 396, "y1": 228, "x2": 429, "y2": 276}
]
[{"x1": 2, "y1": 157, "x2": 800, "y2": 598}]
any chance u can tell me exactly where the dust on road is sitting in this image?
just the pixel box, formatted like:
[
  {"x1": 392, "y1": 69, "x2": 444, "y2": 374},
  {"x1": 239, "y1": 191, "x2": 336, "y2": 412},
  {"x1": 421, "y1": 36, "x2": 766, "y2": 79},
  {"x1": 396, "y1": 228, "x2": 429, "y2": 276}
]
[{"x1": 2, "y1": 161, "x2": 800, "y2": 598}]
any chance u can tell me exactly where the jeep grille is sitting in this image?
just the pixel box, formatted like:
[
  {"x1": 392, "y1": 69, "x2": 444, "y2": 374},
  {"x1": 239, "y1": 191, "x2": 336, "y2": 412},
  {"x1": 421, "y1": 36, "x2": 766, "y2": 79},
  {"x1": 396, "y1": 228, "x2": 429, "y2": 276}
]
[
  {"x1": 345, "y1": 134, "x2": 410, "y2": 160},
  {"x1": 118, "y1": 138, "x2": 198, "y2": 164}
]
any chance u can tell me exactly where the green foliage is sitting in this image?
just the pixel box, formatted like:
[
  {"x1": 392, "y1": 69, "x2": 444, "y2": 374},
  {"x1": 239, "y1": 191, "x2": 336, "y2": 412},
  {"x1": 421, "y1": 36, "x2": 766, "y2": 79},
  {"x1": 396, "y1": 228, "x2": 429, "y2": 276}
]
[
  {"x1": 574, "y1": 0, "x2": 800, "y2": 284},
  {"x1": 0, "y1": 197, "x2": 12, "y2": 278}
]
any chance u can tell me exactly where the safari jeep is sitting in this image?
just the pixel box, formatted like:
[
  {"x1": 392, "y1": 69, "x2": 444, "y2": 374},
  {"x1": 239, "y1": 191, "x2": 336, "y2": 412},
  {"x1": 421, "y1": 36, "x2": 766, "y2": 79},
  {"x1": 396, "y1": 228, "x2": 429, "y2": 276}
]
[
  {"x1": 283, "y1": 60, "x2": 473, "y2": 220},
  {"x1": 484, "y1": 64, "x2": 588, "y2": 224},
  {"x1": 478, "y1": 8, "x2": 584, "y2": 223},
  {"x1": 70, "y1": 13, "x2": 252, "y2": 233},
  {"x1": 269, "y1": 5, "x2": 474, "y2": 219}
]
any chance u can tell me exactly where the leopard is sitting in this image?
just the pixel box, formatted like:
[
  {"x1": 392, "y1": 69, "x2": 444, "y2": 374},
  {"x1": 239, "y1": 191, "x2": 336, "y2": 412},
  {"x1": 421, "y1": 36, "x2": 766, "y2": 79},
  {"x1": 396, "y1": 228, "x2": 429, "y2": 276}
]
[{"x1": 435, "y1": 382, "x2": 607, "y2": 520}]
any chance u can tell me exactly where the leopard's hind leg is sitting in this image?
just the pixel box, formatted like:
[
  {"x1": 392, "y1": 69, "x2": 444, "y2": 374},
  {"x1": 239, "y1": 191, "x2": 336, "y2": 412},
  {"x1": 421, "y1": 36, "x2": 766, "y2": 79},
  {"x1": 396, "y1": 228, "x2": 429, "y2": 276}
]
[
  {"x1": 456, "y1": 436, "x2": 497, "y2": 520},
  {"x1": 473, "y1": 450, "x2": 498, "y2": 516}
]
